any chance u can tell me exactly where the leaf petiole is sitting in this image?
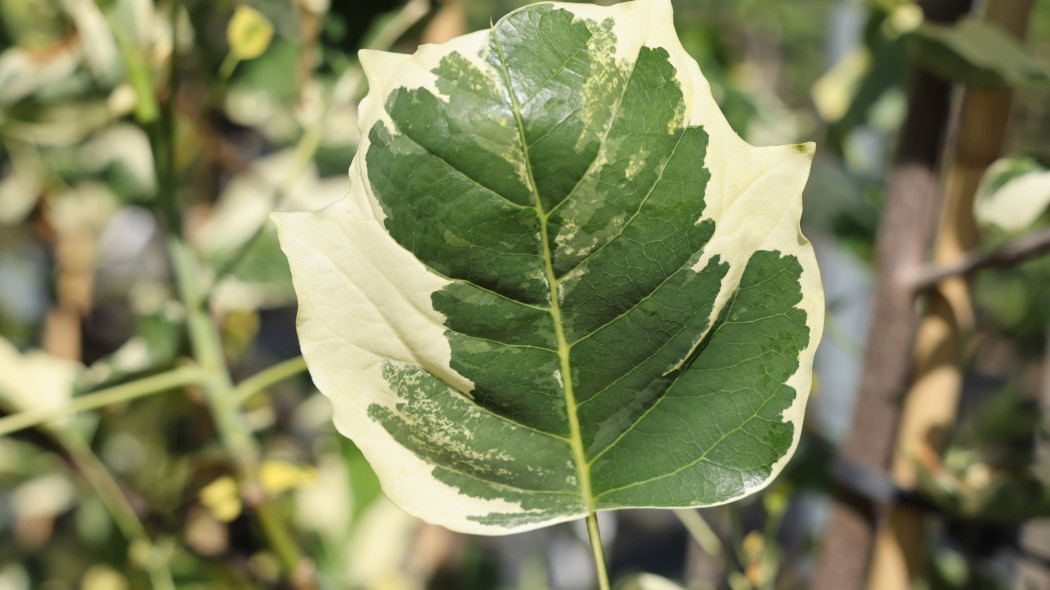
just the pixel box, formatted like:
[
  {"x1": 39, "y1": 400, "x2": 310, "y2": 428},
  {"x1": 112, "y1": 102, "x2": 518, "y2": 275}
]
[{"x1": 585, "y1": 511, "x2": 611, "y2": 590}]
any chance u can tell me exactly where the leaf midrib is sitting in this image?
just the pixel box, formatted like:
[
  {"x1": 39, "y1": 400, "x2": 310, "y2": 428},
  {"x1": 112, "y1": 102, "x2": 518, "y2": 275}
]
[{"x1": 491, "y1": 28, "x2": 596, "y2": 515}]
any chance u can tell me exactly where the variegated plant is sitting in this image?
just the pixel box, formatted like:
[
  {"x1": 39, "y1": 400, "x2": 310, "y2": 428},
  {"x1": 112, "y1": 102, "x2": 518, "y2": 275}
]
[{"x1": 274, "y1": 0, "x2": 822, "y2": 584}]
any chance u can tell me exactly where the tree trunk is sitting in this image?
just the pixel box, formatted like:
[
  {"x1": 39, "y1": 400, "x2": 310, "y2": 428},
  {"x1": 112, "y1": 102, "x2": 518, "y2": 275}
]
[
  {"x1": 866, "y1": 2, "x2": 1034, "y2": 588},
  {"x1": 810, "y1": 1, "x2": 970, "y2": 588}
]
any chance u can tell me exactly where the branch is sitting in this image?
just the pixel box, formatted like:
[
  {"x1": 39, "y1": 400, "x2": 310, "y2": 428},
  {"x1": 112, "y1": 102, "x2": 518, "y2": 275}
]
[
  {"x1": 235, "y1": 356, "x2": 309, "y2": 405},
  {"x1": 0, "y1": 365, "x2": 207, "y2": 437},
  {"x1": 910, "y1": 226, "x2": 1050, "y2": 291}
]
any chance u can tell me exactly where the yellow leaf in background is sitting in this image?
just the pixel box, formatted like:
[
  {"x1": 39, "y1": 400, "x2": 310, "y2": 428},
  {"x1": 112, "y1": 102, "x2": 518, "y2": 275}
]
[
  {"x1": 81, "y1": 564, "x2": 128, "y2": 590},
  {"x1": 259, "y1": 459, "x2": 317, "y2": 495},
  {"x1": 226, "y1": 5, "x2": 274, "y2": 61},
  {"x1": 886, "y1": 3, "x2": 924, "y2": 36},
  {"x1": 199, "y1": 476, "x2": 242, "y2": 522},
  {"x1": 811, "y1": 48, "x2": 871, "y2": 123},
  {"x1": 763, "y1": 484, "x2": 790, "y2": 517}
]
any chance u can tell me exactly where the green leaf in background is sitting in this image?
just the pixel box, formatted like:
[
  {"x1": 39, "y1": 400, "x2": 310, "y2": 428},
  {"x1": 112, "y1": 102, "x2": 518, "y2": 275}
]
[
  {"x1": 907, "y1": 18, "x2": 1050, "y2": 88},
  {"x1": 274, "y1": 0, "x2": 823, "y2": 534},
  {"x1": 974, "y1": 154, "x2": 1050, "y2": 232}
]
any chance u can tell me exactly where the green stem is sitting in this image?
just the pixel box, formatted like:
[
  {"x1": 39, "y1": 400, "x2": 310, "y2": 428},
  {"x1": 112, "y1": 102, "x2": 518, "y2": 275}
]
[
  {"x1": 255, "y1": 499, "x2": 302, "y2": 577},
  {"x1": 585, "y1": 511, "x2": 611, "y2": 590},
  {"x1": 59, "y1": 431, "x2": 176, "y2": 590},
  {"x1": 674, "y1": 508, "x2": 723, "y2": 558},
  {"x1": 218, "y1": 53, "x2": 241, "y2": 81},
  {"x1": 106, "y1": 0, "x2": 304, "y2": 583},
  {"x1": 362, "y1": 0, "x2": 431, "y2": 51},
  {"x1": 0, "y1": 366, "x2": 207, "y2": 437},
  {"x1": 168, "y1": 235, "x2": 306, "y2": 577},
  {"x1": 169, "y1": 237, "x2": 254, "y2": 459},
  {"x1": 235, "y1": 356, "x2": 309, "y2": 405}
]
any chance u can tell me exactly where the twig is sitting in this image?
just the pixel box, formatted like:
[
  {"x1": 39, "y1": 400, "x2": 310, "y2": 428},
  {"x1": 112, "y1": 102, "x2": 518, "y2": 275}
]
[
  {"x1": 0, "y1": 365, "x2": 207, "y2": 438},
  {"x1": 235, "y1": 356, "x2": 309, "y2": 405},
  {"x1": 674, "y1": 508, "x2": 723, "y2": 558},
  {"x1": 910, "y1": 226, "x2": 1050, "y2": 291},
  {"x1": 59, "y1": 431, "x2": 177, "y2": 590}
]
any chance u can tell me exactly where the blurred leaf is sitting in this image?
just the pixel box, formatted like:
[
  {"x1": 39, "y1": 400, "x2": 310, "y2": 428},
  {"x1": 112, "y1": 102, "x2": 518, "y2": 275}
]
[
  {"x1": 196, "y1": 149, "x2": 348, "y2": 312},
  {"x1": 917, "y1": 447, "x2": 1050, "y2": 523},
  {"x1": 616, "y1": 573, "x2": 686, "y2": 590},
  {"x1": 974, "y1": 253, "x2": 1050, "y2": 346},
  {"x1": 226, "y1": 5, "x2": 274, "y2": 61},
  {"x1": 813, "y1": 48, "x2": 872, "y2": 123},
  {"x1": 80, "y1": 564, "x2": 129, "y2": 590},
  {"x1": 342, "y1": 437, "x2": 382, "y2": 525},
  {"x1": 228, "y1": 38, "x2": 298, "y2": 100},
  {"x1": 198, "y1": 476, "x2": 242, "y2": 522},
  {"x1": 962, "y1": 389, "x2": 1040, "y2": 462},
  {"x1": 824, "y1": 7, "x2": 909, "y2": 155},
  {"x1": 78, "y1": 124, "x2": 156, "y2": 198},
  {"x1": 195, "y1": 150, "x2": 346, "y2": 255},
  {"x1": 919, "y1": 465, "x2": 1050, "y2": 522},
  {"x1": 295, "y1": 451, "x2": 352, "y2": 545},
  {"x1": 61, "y1": 0, "x2": 122, "y2": 84},
  {"x1": 907, "y1": 18, "x2": 1050, "y2": 88},
  {"x1": 0, "y1": 100, "x2": 122, "y2": 146},
  {"x1": 0, "y1": 336, "x2": 81, "y2": 418},
  {"x1": 974, "y1": 154, "x2": 1050, "y2": 232},
  {"x1": 259, "y1": 459, "x2": 316, "y2": 495},
  {"x1": 0, "y1": 44, "x2": 79, "y2": 105},
  {"x1": 930, "y1": 547, "x2": 969, "y2": 588},
  {"x1": 0, "y1": 153, "x2": 43, "y2": 225},
  {"x1": 11, "y1": 473, "x2": 76, "y2": 520},
  {"x1": 345, "y1": 498, "x2": 421, "y2": 590}
]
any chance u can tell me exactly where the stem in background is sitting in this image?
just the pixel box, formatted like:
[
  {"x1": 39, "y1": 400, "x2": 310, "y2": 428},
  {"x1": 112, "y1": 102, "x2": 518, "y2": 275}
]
[
  {"x1": 0, "y1": 366, "x2": 207, "y2": 437},
  {"x1": 141, "y1": 3, "x2": 306, "y2": 581},
  {"x1": 168, "y1": 207, "x2": 307, "y2": 582},
  {"x1": 910, "y1": 225, "x2": 1050, "y2": 290},
  {"x1": 674, "y1": 508, "x2": 723, "y2": 558},
  {"x1": 168, "y1": 237, "x2": 254, "y2": 458},
  {"x1": 58, "y1": 431, "x2": 176, "y2": 590},
  {"x1": 235, "y1": 356, "x2": 308, "y2": 405},
  {"x1": 218, "y1": 54, "x2": 240, "y2": 81},
  {"x1": 585, "y1": 511, "x2": 611, "y2": 590}
]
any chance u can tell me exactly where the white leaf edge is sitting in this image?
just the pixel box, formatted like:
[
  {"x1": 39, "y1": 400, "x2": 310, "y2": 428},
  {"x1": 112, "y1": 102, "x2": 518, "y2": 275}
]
[
  {"x1": 273, "y1": 0, "x2": 823, "y2": 534},
  {"x1": 974, "y1": 157, "x2": 1050, "y2": 232}
]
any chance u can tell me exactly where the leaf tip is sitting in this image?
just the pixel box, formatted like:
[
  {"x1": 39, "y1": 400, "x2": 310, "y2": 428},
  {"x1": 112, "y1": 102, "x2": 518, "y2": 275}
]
[
  {"x1": 268, "y1": 210, "x2": 288, "y2": 229},
  {"x1": 794, "y1": 142, "x2": 816, "y2": 157},
  {"x1": 358, "y1": 49, "x2": 410, "y2": 94}
]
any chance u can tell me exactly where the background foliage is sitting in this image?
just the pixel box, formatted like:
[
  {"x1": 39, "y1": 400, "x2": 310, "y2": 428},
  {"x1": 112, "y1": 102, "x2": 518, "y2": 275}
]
[{"x1": 0, "y1": 0, "x2": 1048, "y2": 589}]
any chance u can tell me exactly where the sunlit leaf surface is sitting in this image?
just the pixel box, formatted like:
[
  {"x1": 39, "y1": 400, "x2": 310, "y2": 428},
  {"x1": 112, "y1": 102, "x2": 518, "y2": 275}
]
[{"x1": 275, "y1": 0, "x2": 823, "y2": 534}]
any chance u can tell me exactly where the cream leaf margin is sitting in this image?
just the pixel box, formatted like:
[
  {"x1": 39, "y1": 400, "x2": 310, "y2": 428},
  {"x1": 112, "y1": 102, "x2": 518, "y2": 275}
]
[{"x1": 273, "y1": 0, "x2": 823, "y2": 534}]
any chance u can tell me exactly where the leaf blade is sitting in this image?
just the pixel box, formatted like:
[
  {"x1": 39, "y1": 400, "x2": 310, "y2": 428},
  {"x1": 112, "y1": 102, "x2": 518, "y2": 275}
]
[{"x1": 274, "y1": 0, "x2": 823, "y2": 534}]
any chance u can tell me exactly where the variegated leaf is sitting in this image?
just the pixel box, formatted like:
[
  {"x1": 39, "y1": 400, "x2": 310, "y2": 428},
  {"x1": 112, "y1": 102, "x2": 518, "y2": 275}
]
[{"x1": 274, "y1": 0, "x2": 823, "y2": 534}]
